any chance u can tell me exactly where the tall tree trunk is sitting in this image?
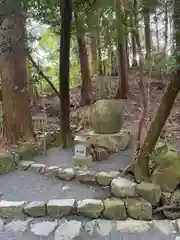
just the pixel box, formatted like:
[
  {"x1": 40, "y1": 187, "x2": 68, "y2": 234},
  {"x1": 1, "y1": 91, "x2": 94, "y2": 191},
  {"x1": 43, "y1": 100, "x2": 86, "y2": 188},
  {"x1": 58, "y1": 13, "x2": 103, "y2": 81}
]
[
  {"x1": 89, "y1": 30, "x2": 98, "y2": 77},
  {"x1": 0, "y1": 10, "x2": 33, "y2": 143},
  {"x1": 143, "y1": 10, "x2": 151, "y2": 60},
  {"x1": 59, "y1": 0, "x2": 72, "y2": 148},
  {"x1": 77, "y1": 35, "x2": 92, "y2": 105},
  {"x1": 131, "y1": 33, "x2": 138, "y2": 67},
  {"x1": 135, "y1": 0, "x2": 180, "y2": 181},
  {"x1": 154, "y1": 12, "x2": 160, "y2": 53},
  {"x1": 163, "y1": 0, "x2": 168, "y2": 54},
  {"x1": 115, "y1": 0, "x2": 129, "y2": 99},
  {"x1": 96, "y1": 12, "x2": 103, "y2": 76}
]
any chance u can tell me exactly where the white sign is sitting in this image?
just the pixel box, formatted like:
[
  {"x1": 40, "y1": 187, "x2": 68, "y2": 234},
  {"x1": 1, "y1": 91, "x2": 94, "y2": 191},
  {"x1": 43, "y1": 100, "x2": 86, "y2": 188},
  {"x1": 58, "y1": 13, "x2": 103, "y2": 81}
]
[{"x1": 74, "y1": 144, "x2": 86, "y2": 157}]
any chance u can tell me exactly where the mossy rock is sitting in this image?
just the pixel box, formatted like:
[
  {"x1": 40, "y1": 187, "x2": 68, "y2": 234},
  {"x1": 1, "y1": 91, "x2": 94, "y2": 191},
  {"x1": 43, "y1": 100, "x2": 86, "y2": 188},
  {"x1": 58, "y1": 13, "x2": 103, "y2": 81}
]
[
  {"x1": 90, "y1": 99, "x2": 124, "y2": 134},
  {"x1": 0, "y1": 151, "x2": 17, "y2": 174},
  {"x1": 18, "y1": 141, "x2": 37, "y2": 160}
]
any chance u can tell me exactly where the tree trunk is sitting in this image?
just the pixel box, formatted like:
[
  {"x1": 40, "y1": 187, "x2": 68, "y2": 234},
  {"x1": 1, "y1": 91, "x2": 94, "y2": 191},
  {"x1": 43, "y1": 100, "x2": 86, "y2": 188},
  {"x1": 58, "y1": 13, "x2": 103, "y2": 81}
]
[
  {"x1": 77, "y1": 35, "x2": 92, "y2": 105},
  {"x1": 115, "y1": 0, "x2": 129, "y2": 99},
  {"x1": 135, "y1": 0, "x2": 180, "y2": 181},
  {"x1": 131, "y1": 33, "x2": 138, "y2": 67},
  {"x1": 89, "y1": 30, "x2": 98, "y2": 77},
  {"x1": 59, "y1": 0, "x2": 72, "y2": 148},
  {"x1": 0, "y1": 11, "x2": 33, "y2": 143},
  {"x1": 96, "y1": 12, "x2": 103, "y2": 76},
  {"x1": 154, "y1": 12, "x2": 160, "y2": 53},
  {"x1": 163, "y1": 0, "x2": 168, "y2": 54},
  {"x1": 143, "y1": 11, "x2": 151, "y2": 60}
]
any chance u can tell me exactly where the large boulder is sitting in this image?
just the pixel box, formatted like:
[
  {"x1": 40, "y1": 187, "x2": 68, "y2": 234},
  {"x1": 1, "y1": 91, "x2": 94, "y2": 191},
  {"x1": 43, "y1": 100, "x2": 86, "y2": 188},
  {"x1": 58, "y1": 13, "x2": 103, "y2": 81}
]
[
  {"x1": 90, "y1": 99, "x2": 124, "y2": 134},
  {"x1": 151, "y1": 146, "x2": 180, "y2": 192}
]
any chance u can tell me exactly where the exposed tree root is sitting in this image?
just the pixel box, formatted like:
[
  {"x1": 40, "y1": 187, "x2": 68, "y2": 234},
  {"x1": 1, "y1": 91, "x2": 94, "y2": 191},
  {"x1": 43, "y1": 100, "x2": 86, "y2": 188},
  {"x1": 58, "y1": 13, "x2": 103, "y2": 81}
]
[
  {"x1": 153, "y1": 204, "x2": 180, "y2": 213},
  {"x1": 120, "y1": 164, "x2": 135, "y2": 176}
]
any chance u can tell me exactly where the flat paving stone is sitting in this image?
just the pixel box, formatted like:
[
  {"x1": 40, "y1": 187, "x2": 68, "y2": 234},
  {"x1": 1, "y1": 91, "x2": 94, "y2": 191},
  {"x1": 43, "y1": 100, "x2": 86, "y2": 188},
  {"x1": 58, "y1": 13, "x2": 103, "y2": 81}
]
[{"x1": 30, "y1": 221, "x2": 58, "y2": 237}]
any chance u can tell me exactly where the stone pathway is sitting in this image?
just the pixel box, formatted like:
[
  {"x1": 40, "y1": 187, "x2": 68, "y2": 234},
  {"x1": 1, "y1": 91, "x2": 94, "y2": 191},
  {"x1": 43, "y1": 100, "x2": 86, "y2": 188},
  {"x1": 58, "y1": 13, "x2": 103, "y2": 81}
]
[{"x1": 0, "y1": 217, "x2": 179, "y2": 240}]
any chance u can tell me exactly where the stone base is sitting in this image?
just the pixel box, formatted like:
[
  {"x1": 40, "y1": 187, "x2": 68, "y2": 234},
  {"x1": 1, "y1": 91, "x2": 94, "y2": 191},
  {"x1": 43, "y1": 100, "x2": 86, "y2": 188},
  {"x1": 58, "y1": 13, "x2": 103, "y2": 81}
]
[
  {"x1": 72, "y1": 155, "x2": 92, "y2": 169},
  {"x1": 84, "y1": 130, "x2": 131, "y2": 153}
]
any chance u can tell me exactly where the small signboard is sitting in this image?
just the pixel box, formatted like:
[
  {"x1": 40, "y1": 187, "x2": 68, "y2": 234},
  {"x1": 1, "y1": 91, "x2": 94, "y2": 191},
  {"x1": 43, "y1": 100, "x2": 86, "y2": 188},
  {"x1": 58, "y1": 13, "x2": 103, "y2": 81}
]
[{"x1": 74, "y1": 135, "x2": 88, "y2": 157}]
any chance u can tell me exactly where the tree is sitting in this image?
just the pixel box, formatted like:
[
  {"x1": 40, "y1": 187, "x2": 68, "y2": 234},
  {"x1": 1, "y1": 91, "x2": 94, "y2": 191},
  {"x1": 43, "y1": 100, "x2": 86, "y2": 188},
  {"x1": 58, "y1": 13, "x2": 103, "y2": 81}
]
[
  {"x1": 0, "y1": 1, "x2": 34, "y2": 143},
  {"x1": 75, "y1": 12, "x2": 92, "y2": 105},
  {"x1": 134, "y1": 0, "x2": 180, "y2": 181},
  {"x1": 115, "y1": 0, "x2": 129, "y2": 99},
  {"x1": 59, "y1": 0, "x2": 72, "y2": 148}
]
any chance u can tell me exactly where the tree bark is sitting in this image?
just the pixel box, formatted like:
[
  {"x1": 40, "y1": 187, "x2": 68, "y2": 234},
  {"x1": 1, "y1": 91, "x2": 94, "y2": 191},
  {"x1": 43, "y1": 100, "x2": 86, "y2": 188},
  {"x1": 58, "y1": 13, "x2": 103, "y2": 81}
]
[
  {"x1": 77, "y1": 35, "x2": 92, "y2": 105},
  {"x1": 0, "y1": 10, "x2": 33, "y2": 143},
  {"x1": 154, "y1": 12, "x2": 160, "y2": 53},
  {"x1": 115, "y1": 0, "x2": 129, "y2": 99},
  {"x1": 163, "y1": 0, "x2": 168, "y2": 54},
  {"x1": 143, "y1": 10, "x2": 151, "y2": 60},
  {"x1": 89, "y1": 30, "x2": 98, "y2": 77},
  {"x1": 135, "y1": 0, "x2": 180, "y2": 181},
  {"x1": 59, "y1": 0, "x2": 72, "y2": 148}
]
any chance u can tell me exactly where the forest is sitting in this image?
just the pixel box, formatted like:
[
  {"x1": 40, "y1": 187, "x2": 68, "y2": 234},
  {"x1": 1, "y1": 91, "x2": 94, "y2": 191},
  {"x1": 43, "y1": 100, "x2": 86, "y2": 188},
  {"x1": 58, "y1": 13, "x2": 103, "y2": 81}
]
[{"x1": 0, "y1": 0, "x2": 180, "y2": 185}]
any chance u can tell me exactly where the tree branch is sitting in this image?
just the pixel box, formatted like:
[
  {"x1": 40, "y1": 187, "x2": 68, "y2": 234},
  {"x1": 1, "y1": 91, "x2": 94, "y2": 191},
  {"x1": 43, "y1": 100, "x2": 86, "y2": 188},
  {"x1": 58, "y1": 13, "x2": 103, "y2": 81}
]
[{"x1": 28, "y1": 53, "x2": 60, "y2": 98}]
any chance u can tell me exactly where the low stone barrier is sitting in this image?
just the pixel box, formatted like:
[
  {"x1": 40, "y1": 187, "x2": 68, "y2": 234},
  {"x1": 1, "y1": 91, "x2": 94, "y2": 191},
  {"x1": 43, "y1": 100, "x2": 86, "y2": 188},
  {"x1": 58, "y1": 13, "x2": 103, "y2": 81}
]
[{"x1": 19, "y1": 161, "x2": 121, "y2": 187}]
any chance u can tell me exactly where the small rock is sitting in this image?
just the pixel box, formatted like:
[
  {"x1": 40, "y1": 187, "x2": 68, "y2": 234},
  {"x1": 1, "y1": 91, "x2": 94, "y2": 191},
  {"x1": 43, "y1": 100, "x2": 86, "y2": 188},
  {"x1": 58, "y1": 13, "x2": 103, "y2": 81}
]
[
  {"x1": 96, "y1": 148, "x2": 109, "y2": 161},
  {"x1": 116, "y1": 219, "x2": 151, "y2": 232},
  {"x1": 85, "y1": 219, "x2": 114, "y2": 236},
  {"x1": 28, "y1": 163, "x2": 46, "y2": 174},
  {"x1": 103, "y1": 198, "x2": 127, "y2": 220},
  {"x1": 5, "y1": 220, "x2": 29, "y2": 233},
  {"x1": 97, "y1": 172, "x2": 120, "y2": 186},
  {"x1": 0, "y1": 200, "x2": 26, "y2": 217},
  {"x1": 57, "y1": 168, "x2": 75, "y2": 181},
  {"x1": 19, "y1": 161, "x2": 35, "y2": 170},
  {"x1": 77, "y1": 199, "x2": 104, "y2": 218},
  {"x1": 47, "y1": 199, "x2": 76, "y2": 217},
  {"x1": 111, "y1": 177, "x2": 137, "y2": 197},
  {"x1": 76, "y1": 170, "x2": 97, "y2": 184},
  {"x1": 54, "y1": 220, "x2": 81, "y2": 240},
  {"x1": 62, "y1": 186, "x2": 71, "y2": 191},
  {"x1": 135, "y1": 182, "x2": 161, "y2": 205},
  {"x1": 125, "y1": 198, "x2": 152, "y2": 221},
  {"x1": 152, "y1": 220, "x2": 176, "y2": 235},
  {"x1": 43, "y1": 166, "x2": 60, "y2": 177},
  {"x1": 0, "y1": 151, "x2": 17, "y2": 174},
  {"x1": 31, "y1": 221, "x2": 57, "y2": 237},
  {"x1": 24, "y1": 201, "x2": 46, "y2": 217}
]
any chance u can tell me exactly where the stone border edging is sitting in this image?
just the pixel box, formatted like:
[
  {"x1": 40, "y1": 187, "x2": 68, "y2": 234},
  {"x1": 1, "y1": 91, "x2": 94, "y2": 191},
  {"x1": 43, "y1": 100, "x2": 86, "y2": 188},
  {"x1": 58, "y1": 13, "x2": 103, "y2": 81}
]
[{"x1": 19, "y1": 161, "x2": 121, "y2": 187}]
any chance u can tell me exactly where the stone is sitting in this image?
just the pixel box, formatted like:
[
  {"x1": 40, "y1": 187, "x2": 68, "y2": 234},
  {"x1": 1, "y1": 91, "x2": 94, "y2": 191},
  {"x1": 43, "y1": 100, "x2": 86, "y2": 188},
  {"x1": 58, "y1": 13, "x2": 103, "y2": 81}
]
[
  {"x1": 54, "y1": 220, "x2": 81, "y2": 240},
  {"x1": 85, "y1": 220, "x2": 115, "y2": 236},
  {"x1": 103, "y1": 198, "x2": 127, "y2": 220},
  {"x1": 116, "y1": 219, "x2": 151, "y2": 233},
  {"x1": 77, "y1": 199, "x2": 104, "y2": 218},
  {"x1": 31, "y1": 221, "x2": 58, "y2": 237},
  {"x1": 72, "y1": 155, "x2": 92, "y2": 169},
  {"x1": 19, "y1": 161, "x2": 35, "y2": 170},
  {"x1": 151, "y1": 147, "x2": 180, "y2": 192},
  {"x1": 24, "y1": 201, "x2": 46, "y2": 217},
  {"x1": 0, "y1": 200, "x2": 25, "y2": 217},
  {"x1": 97, "y1": 171, "x2": 120, "y2": 186},
  {"x1": 86, "y1": 131, "x2": 131, "y2": 153},
  {"x1": 162, "y1": 190, "x2": 180, "y2": 219},
  {"x1": 43, "y1": 166, "x2": 60, "y2": 177},
  {"x1": 135, "y1": 182, "x2": 161, "y2": 205},
  {"x1": 5, "y1": 220, "x2": 29, "y2": 233},
  {"x1": 111, "y1": 177, "x2": 137, "y2": 197},
  {"x1": 90, "y1": 99, "x2": 124, "y2": 134},
  {"x1": 18, "y1": 141, "x2": 37, "y2": 160},
  {"x1": 57, "y1": 168, "x2": 75, "y2": 181},
  {"x1": 125, "y1": 198, "x2": 152, "y2": 221},
  {"x1": 28, "y1": 163, "x2": 46, "y2": 174},
  {"x1": 76, "y1": 170, "x2": 97, "y2": 184},
  {"x1": 0, "y1": 219, "x2": 4, "y2": 231},
  {"x1": 0, "y1": 151, "x2": 17, "y2": 174},
  {"x1": 47, "y1": 199, "x2": 76, "y2": 217},
  {"x1": 176, "y1": 219, "x2": 180, "y2": 231},
  {"x1": 95, "y1": 148, "x2": 109, "y2": 161},
  {"x1": 152, "y1": 220, "x2": 176, "y2": 235}
]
